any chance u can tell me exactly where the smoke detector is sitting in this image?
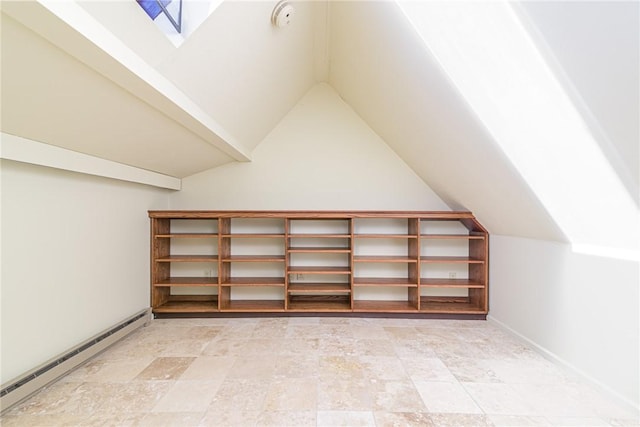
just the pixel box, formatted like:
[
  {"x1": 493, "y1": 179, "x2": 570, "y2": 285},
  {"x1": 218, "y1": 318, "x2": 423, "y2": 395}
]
[{"x1": 272, "y1": 1, "x2": 295, "y2": 28}]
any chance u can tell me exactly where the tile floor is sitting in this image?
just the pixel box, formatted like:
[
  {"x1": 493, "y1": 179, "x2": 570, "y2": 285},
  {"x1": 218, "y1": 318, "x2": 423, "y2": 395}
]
[{"x1": 1, "y1": 317, "x2": 638, "y2": 426}]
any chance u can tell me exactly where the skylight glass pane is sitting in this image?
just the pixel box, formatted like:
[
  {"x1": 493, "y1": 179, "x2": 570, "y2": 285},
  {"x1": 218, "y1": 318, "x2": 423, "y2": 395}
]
[{"x1": 397, "y1": 1, "x2": 639, "y2": 259}]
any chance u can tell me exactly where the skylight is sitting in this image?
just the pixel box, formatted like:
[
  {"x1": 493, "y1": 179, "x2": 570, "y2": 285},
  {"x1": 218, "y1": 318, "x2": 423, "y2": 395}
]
[
  {"x1": 137, "y1": 0, "x2": 224, "y2": 47},
  {"x1": 397, "y1": 1, "x2": 639, "y2": 260}
]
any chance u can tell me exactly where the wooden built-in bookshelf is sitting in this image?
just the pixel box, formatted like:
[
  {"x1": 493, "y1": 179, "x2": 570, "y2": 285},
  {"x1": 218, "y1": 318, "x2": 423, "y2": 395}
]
[{"x1": 149, "y1": 211, "x2": 488, "y2": 318}]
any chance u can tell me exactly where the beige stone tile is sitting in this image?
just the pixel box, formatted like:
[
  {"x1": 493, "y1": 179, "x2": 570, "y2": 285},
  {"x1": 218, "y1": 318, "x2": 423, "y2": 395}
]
[
  {"x1": 354, "y1": 339, "x2": 398, "y2": 357},
  {"x1": 242, "y1": 338, "x2": 287, "y2": 355},
  {"x1": 428, "y1": 413, "x2": 495, "y2": 426},
  {"x1": 226, "y1": 355, "x2": 277, "y2": 379},
  {"x1": 486, "y1": 358, "x2": 576, "y2": 384},
  {"x1": 252, "y1": 318, "x2": 289, "y2": 338},
  {"x1": 287, "y1": 316, "x2": 321, "y2": 325},
  {"x1": 370, "y1": 379, "x2": 427, "y2": 412},
  {"x1": 462, "y1": 382, "x2": 537, "y2": 415},
  {"x1": 207, "y1": 379, "x2": 269, "y2": 412},
  {"x1": 255, "y1": 410, "x2": 316, "y2": 427},
  {"x1": 215, "y1": 323, "x2": 257, "y2": 339},
  {"x1": 511, "y1": 383, "x2": 599, "y2": 417},
  {"x1": 62, "y1": 356, "x2": 155, "y2": 383},
  {"x1": 6, "y1": 381, "x2": 83, "y2": 416},
  {"x1": 179, "y1": 356, "x2": 236, "y2": 381},
  {"x1": 350, "y1": 325, "x2": 390, "y2": 340},
  {"x1": 0, "y1": 413, "x2": 92, "y2": 426},
  {"x1": 544, "y1": 416, "x2": 612, "y2": 426},
  {"x1": 441, "y1": 356, "x2": 503, "y2": 383},
  {"x1": 159, "y1": 339, "x2": 210, "y2": 357},
  {"x1": 319, "y1": 317, "x2": 351, "y2": 325},
  {"x1": 431, "y1": 339, "x2": 493, "y2": 359},
  {"x1": 279, "y1": 337, "x2": 321, "y2": 355},
  {"x1": 135, "y1": 357, "x2": 195, "y2": 381},
  {"x1": 373, "y1": 411, "x2": 435, "y2": 427},
  {"x1": 82, "y1": 412, "x2": 150, "y2": 426},
  {"x1": 202, "y1": 337, "x2": 249, "y2": 356},
  {"x1": 316, "y1": 324, "x2": 355, "y2": 339},
  {"x1": 199, "y1": 408, "x2": 260, "y2": 426},
  {"x1": 317, "y1": 379, "x2": 373, "y2": 410},
  {"x1": 402, "y1": 357, "x2": 457, "y2": 382},
  {"x1": 392, "y1": 338, "x2": 438, "y2": 358},
  {"x1": 360, "y1": 356, "x2": 409, "y2": 381},
  {"x1": 275, "y1": 354, "x2": 320, "y2": 378},
  {"x1": 151, "y1": 380, "x2": 221, "y2": 412},
  {"x1": 319, "y1": 355, "x2": 366, "y2": 381},
  {"x1": 383, "y1": 326, "x2": 419, "y2": 340},
  {"x1": 608, "y1": 417, "x2": 640, "y2": 426},
  {"x1": 488, "y1": 414, "x2": 552, "y2": 426},
  {"x1": 86, "y1": 381, "x2": 174, "y2": 415},
  {"x1": 137, "y1": 411, "x2": 206, "y2": 426},
  {"x1": 263, "y1": 378, "x2": 318, "y2": 411},
  {"x1": 414, "y1": 381, "x2": 482, "y2": 414},
  {"x1": 317, "y1": 410, "x2": 376, "y2": 426},
  {"x1": 319, "y1": 336, "x2": 359, "y2": 355}
]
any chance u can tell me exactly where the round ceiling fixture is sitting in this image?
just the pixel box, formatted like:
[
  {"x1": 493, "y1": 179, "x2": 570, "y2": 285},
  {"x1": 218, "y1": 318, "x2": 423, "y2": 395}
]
[{"x1": 272, "y1": 1, "x2": 295, "y2": 28}]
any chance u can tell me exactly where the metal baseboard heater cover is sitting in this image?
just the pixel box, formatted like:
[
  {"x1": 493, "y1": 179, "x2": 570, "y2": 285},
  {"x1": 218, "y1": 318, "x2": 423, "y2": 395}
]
[{"x1": 0, "y1": 308, "x2": 151, "y2": 413}]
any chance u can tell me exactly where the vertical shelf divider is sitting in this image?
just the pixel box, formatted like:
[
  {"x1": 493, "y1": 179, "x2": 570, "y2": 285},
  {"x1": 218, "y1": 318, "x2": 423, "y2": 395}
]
[
  {"x1": 408, "y1": 217, "x2": 420, "y2": 311},
  {"x1": 218, "y1": 217, "x2": 231, "y2": 311}
]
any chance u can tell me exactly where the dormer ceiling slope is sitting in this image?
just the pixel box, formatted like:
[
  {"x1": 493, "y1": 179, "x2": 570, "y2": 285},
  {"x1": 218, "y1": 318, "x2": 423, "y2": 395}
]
[{"x1": 1, "y1": 1, "x2": 636, "y2": 244}]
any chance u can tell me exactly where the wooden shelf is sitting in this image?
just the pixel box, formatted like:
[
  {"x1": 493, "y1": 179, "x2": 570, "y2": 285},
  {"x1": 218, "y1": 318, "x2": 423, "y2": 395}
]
[
  {"x1": 150, "y1": 211, "x2": 488, "y2": 317},
  {"x1": 354, "y1": 256, "x2": 418, "y2": 263},
  {"x1": 288, "y1": 234, "x2": 351, "y2": 239},
  {"x1": 154, "y1": 277, "x2": 219, "y2": 286},
  {"x1": 354, "y1": 234, "x2": 418, "y2": 239},
  {"x1": 154, "y1": 296, "x2": 218, "y2": 313},
  {"x1": 220, "y1": 234, "x2": 285, "y2": 238},
  {"x1": 288, "y1": 296, "x2": 351, "y2": 312},
  {"x1": 288, "y1": 246, "x2": 351, "y2": 253},
  {"x1": 421, "y1": 234, "x2": 485, "y2": 240},
  {"x1": 288, "y1": 266, "x2": 351, "y2": 274},
  {"x1": 420, "y1": 297, "x2": 483, "y2": 314},
  {"x1": 221, "y1": 255, "x2": 285, "y2": 262},
  {"x1": 353, "y1": 300, "x2": 418, "y2": 313},
  {"x1": 221, "y1": 277, "x2": 285, "y2": 286},
  {"x1": 288, "y1": 283, "x2": 351, "y2": 293},
  {"x1": 353, "y1": 278, "x2": 418, "y2": 287},
  {"x1": 420, "y1": 256, "x2": 484, "y2": 264},
  {"x1": 156, "y1": 233, "x2": 218, "y2": 238},
  {"x1": 221, "y1": 300, "x2": 285, "y2": 312},
  {"x1": 156, "y1": 255, "x2": 218, "y2": 262},
  {"x1": 421, "y1": 278, "x2": 485, "y2": 288}
]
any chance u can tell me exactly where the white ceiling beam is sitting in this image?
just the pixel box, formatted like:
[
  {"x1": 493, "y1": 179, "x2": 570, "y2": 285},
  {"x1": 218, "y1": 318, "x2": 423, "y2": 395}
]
[
  {"x1": 1, "y1": 0, "x2": 251, "y2": 162},
  {"x1": 1, "y1": 133, "x2": 181, "y2": 190}
]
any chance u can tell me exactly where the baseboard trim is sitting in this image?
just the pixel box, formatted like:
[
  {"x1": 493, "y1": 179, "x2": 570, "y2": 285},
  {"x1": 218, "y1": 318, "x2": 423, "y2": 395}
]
[
  {"x1": 487, "y1": 314, "x2": 639, "y2": 416},
  {"x1": 0, "y1": 308, "x2": 151, "y2": 413}
]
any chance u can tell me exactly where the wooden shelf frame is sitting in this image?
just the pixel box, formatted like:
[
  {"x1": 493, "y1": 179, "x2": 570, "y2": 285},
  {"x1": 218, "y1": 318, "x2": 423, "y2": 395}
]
[{"x1": 149, "y1": 211, "x2": 488, "y2": 317}]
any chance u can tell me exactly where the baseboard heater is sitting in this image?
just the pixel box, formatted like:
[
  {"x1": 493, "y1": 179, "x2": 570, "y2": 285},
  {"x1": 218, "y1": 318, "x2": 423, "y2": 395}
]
[{"x1": 0, "y1": 308, "x2": 151, "y2": 413}]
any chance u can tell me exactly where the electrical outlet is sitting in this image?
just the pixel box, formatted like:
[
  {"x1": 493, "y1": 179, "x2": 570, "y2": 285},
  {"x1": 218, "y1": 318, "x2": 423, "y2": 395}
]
[{"x1": 448, "y1": 272, "x2": 457, "y2": 279}]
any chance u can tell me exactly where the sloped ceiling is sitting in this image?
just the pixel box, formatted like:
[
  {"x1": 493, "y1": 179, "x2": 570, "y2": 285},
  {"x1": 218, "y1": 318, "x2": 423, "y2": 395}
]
[
  {"x1": 1, "y1": 0, "x2": 321, "y2": 176},
  {"x1": 328, "y1": 1, "x2": 565, "y2": 240},
  {"x1": 1, "y1": 1, "x2": 635, "y2": 241}
]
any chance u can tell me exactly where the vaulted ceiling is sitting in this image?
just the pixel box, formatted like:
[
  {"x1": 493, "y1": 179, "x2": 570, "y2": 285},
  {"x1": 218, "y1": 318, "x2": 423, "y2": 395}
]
[{"x1": 1, "y1": 1, "x2": 637, "y2": 241}]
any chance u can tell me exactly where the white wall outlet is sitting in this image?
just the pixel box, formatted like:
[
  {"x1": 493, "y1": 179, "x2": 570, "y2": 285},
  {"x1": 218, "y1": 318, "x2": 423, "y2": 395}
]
[{"x1": 448, "y1": 272, "x2": 457, "y2": 279}]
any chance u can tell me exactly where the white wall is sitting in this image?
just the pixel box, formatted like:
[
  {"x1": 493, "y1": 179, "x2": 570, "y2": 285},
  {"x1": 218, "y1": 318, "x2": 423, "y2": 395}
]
[
  {"x1": 170, "y1": 83, "x2": 449, "y2": 211},
  {"x1": 490, "y1": 235, "x2": 640, "y2": 409},
  {"x1": 0, "y1": 160, "x2": 169, "y2": 384}
]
